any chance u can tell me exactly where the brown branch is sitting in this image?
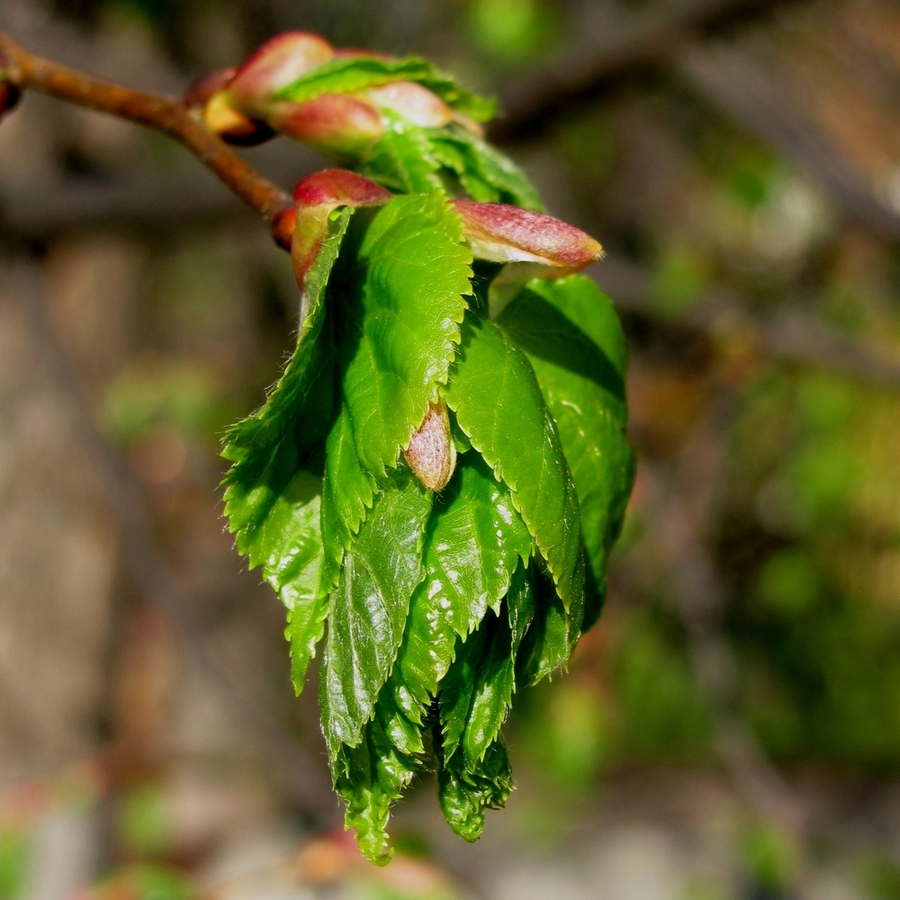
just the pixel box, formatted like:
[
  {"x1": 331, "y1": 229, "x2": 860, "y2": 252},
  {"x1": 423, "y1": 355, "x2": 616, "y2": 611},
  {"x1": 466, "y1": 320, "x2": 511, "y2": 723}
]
[{"x1": 0, "y1": 29, "x2": 295, "y2": 247}]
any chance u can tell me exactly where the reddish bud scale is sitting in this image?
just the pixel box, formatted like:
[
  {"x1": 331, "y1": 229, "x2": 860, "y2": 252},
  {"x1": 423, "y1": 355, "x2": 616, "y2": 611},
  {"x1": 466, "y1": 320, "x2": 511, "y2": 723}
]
[
  {"x1": 404, "y1": 401, "x2": 456, "y2": 492},
  {"x1": 291, "y1": 169, "x2": 392, "y2": 290},
  {"x1": 269, "y1": 93, "x2": 382, "y2": 160},
  {"x1": 367, "y1": 82, "x2": 453, "y2": 128},
  {"x1": 451, "y1": 200, "x2": 603, "y2": 279},
  {"x1": 228, "y1": 31, "x2": 333, "y2": 117}
]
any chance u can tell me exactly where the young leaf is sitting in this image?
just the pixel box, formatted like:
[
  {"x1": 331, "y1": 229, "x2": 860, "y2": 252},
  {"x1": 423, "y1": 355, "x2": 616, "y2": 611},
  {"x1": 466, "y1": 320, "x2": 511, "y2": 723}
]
[
  {"x1": 276, "y1": 478, "x2": 326, "y2": 693},
  {"x1": 437, "y1": 730, "x2": 513, "y2": 842},
  {"x1": 360, "y1": 113, "x2": 444, "y2": 194},
  {"x1": 331, "y1": 192, "x2": 472, "y2": 482},
  {"x1": 430, "y1": 129, "x2": 543, "y2": 211},
  {"x1": 440, "y1": 609, "x2": 516, "y2": 768},
  {"x1": 507, "y1": 561, "x2": 536, "y2": 653},
  {"x1": 320, "y1": 470, "x2": 433, "y2": 756},
  {"x1": 395, "y1": 453, "x2": 531, "y2": 715},
  {"x1": 444, "y1": 310, "x2": 584, "y2": 613},
  {"x1": 221, "y1": 209, "x2": 353, "y2": 691},
  {"x1": 222, "y1": 208, "x2": 351, "y2": 536},
  {"x1": 319, "y1": 404, "x2": 376, "y2": 590},
  {"x1": 333, "y1": 709, "x2": 423, "y2": 865},
  {"x1": 273, "y1": 55, "x2": 497, "y2": 122},
  {"x1": 515, "y1": 564, "x2": 582, "y2": 687},
  {"x1": 497, "y1": 275, "x2": 635, "y2": 627}
]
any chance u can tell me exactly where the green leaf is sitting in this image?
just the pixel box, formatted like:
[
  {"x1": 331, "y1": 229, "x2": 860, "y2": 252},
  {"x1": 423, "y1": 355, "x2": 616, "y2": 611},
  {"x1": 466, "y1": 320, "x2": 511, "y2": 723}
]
[
  {"x1": 222, "y1": 209, "x2": 353, "y2": 692},
  {"x1": 396, "y1": 452, "x2": 532, "y2": 714},
  {"x1": 277, "y1": 476, "x2": 326, "y2": 693},
  {"x1": 334, "y1": 710, "x2": 423, "y2": 865},
  {"x1": 440, "y1": 609, "x2": 516, "y2": 768},
  {"x1": 332, "y1": 193, "x2": 472, "y2": 481},
  {"x1": 497, "y1": 276, "x2": 635, "y2": 628},
  {"x1": 221, "y1": 207, "x2": 351, "y2": 540},
  {"x1": 429, "y1": 129, "x2": 544, "y2": 211},
  {"x1": 437, "y1": 729, "x2": 513, "y2": 842},
  {"x1": 320, "y1": 470, "x2": 433, "y2": 756},
  {"x1": 507, "y1": 561, "x2": 536, "y2": 652},
  {"x1": 444, "y1": 310, "x2": 584, "y2": 613},
  {"x1": 515, "y1": 564, "x2": 581, "y2": 687},
  {"x1": 376, "y1": 669, "x2": 427, "y2": 757},
  {"x1": 320, "y1": 404, "x2": 376, "y2": 590},
  {"x1": 274, "y1": 55, "x2": 497, "y2": 122},
  {"x1": 360, "y1": 114, "x2": 444, "y2": 194}
]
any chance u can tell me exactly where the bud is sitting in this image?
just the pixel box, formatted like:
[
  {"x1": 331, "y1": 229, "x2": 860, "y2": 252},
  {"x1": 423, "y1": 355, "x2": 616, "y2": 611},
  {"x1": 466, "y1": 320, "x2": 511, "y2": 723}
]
[
  {"x1": 291, "y1": 169, "x2": 392, "y2": 290},
  {"x1": 367, "y1": 81, "x2": 453, "y2": 128},
  {"x1": 451, "y1": 200, "x2": 603, "y2": 283},
  {"x1": 184, "y1": 70, "x2": 275, "y2": 145},
  {"x1": 228, "y1": 32, "x2": 333, "y2": 118},
  {"x1": 404, "y1": 401, "x2": 456, "y2": 492},
  {"x1": 268, "y1": 93, "x2": 382, "y2": 161},
  {"x1": 204, "y1": 92, "x2": 275, "y2": 146}
]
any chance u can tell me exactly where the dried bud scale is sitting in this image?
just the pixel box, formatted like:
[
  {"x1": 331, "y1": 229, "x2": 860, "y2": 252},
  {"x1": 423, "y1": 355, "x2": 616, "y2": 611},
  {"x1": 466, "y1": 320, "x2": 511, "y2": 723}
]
[{"x1": 404, "y1": 401, "x2": 457, "y2": 492}]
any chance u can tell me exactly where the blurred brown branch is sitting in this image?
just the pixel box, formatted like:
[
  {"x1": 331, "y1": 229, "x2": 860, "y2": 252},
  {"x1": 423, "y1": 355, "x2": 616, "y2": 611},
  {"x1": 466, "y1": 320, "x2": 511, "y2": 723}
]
[{"x1": 0, "y1": 29, "x2": 295, "y2": 245}]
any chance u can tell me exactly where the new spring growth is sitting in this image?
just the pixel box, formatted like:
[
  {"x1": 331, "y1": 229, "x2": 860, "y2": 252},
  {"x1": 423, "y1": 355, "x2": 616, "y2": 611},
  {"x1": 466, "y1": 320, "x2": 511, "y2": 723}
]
[
  {"x1": 185, "y1": 31, "x2": 476, "y2": 163},
  {"x1": 290, "y1": 169, "x2": 603, "y2": 292},
  {"x1": 287, "y1": 169, "x2": 603, "y2": 493},
  {"x1": 451, "y1": 199, "x2": 604, "y2": 282}
]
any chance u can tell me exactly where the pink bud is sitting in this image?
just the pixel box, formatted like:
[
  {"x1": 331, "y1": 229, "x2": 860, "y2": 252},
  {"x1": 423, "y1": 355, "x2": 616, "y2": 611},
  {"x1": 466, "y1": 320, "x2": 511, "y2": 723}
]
[
  {"x1": 228, "y1": 32, "x2": 333, "y2": 118},
  {"x1": 291, "y1": 170, "x2": 392, "y2": 290},
  {"x1": 184, "y1": 69, "x2": 276, "y2": 145},
  {"x1": 451, "y1": 200, "x2": 603, "y2": 282},
  {"x1": 404, "y1": 401, "x2": 456, "y2": 492},
  {"x1": 268, "y1": 93, "x2": 382, "y2": 161},
  {"x1": 367, "y1": 81, "x2": 453, "y2": 128}
]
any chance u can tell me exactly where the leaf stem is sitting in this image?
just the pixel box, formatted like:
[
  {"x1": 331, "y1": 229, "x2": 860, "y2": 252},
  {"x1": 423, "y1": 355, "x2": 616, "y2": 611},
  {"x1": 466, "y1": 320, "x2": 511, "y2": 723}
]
[{"x1": 0, "y1": 30, "x2": 295, "y2": 247}]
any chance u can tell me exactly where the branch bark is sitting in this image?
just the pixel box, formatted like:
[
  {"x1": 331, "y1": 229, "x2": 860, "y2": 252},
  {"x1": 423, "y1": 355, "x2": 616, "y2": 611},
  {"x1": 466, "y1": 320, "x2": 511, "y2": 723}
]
[{"x1": 0, "y1": 29, "x2": 295, "y2": 247}]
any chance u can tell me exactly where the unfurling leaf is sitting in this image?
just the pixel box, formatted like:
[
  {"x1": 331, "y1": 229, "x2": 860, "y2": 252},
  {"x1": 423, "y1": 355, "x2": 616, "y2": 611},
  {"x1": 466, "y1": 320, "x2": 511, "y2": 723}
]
[{"x1": 219, "y1": 34, "x2": 634, "y2": 861}]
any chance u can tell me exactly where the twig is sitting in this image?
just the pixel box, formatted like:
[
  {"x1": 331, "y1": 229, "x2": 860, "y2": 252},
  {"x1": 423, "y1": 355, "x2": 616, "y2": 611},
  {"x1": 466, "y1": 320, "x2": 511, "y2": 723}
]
[{"x1": 0, "y1": 29, "x2": 295, "y2": 247}]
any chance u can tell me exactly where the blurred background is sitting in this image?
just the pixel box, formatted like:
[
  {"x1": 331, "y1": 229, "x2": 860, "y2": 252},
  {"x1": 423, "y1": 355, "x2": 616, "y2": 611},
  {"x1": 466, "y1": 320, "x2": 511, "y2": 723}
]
[{"x1": 2, "y1": 0, "x2": 900, "y2": 897}]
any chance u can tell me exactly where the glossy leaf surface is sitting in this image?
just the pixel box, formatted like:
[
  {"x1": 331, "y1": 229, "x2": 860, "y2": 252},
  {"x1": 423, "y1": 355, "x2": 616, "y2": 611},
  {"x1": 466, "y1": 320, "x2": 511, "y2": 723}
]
[
  {"x1": 331, "y1": 192, "x2": 471, "y2": 480},
  {"x1": 320, "y1": 471, "x2": 432, "y2": 754},
  {"x1": 222, "y1": 209, "x2": 352, "y2": 689},
  {"x1": 444, "y1": 310, "x2": 584, "y2": 613},
  {"x1": 498, "y1": 276, "x2": 635, "y2": 627}
]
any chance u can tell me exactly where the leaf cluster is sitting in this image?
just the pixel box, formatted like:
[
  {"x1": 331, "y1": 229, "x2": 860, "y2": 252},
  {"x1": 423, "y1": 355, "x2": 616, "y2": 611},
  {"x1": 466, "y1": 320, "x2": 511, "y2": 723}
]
[
  {"x1": 273, "y1": 51, "x2": 542, "y2": 209},
  {"x1": 221, "y1": 50, "x2": 633, "y2": 863}
]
